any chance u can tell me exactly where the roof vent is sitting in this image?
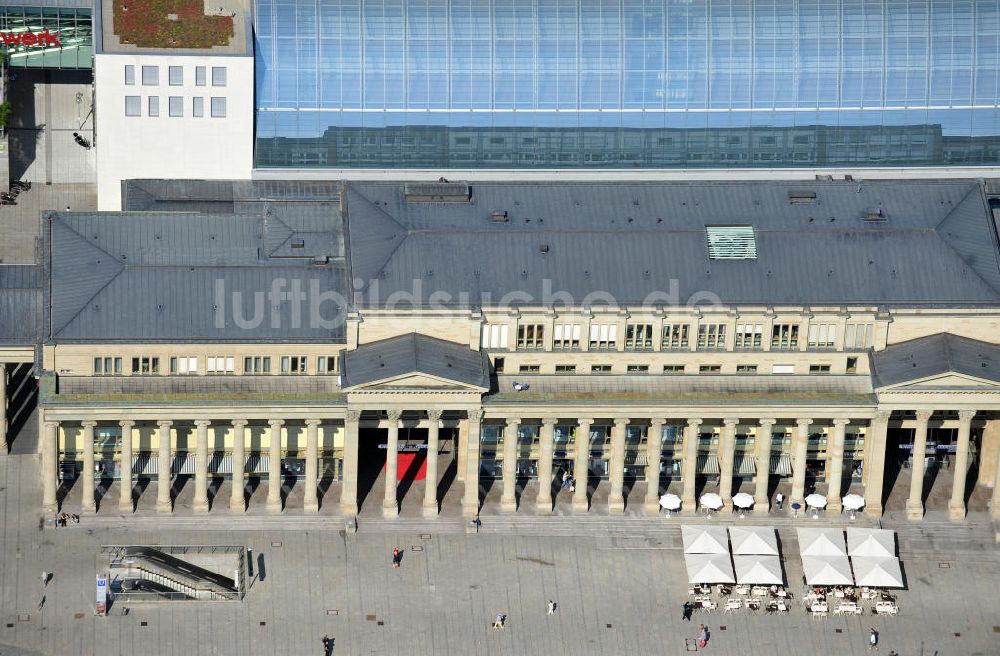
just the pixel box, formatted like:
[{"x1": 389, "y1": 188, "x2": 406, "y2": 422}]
[
  {"x1": 291, "y1": 239, "x2": 305, "y2": 249},
  {"x1": 861, "y1": 207, "x2": 887, "y2": 222},
  {"x1": 311, "y1": 256, "x2": 331, "y2": 266},
  {"x1": 490, "y1": 210, "x2": 509, "y2": 223},
  {"x1": 539, "y1": 244, "x2": 549, "y2": 254},
  {"x1": 788, "y1": 190, "x2": 817, "y2": 204},
  {"x1": 706, "y1": 225, "x2": 757, "y2": 260},
  {"x1": 403, "y1": 182, "x2": 471, "y2": 203}
]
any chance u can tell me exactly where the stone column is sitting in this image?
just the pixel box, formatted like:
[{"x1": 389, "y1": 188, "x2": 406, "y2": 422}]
[
  {"x1": 681, "y1": 418, "x2": 703, "y2": 511},
  {"x1": 719, "y1": 418, "x2": 739, "y2": 510},
  {"x1": 826, "y1": 419, "x2": 850, "y2": 512},
  {"x1": 230, "y1": 419, "x2": 247, "y2": 512},
  {"x1": 0, "y1": 364, "x2": 7, "y2": 453},
  {"x1": 81, "y1": 420, "x2": 97, "y2": 512},
  {"x1": 949, "y1": 410, "x2": 977, "y2": 521},
  {"x1": 906, "y1": 409, "x2": 933, "y2": 520},
  {"x1": 644, "y1": 418, "x2": 666, "y2": 514},
  {"x1": 456, "y1": 416, "x2": 468, "y2": 483},
  {"x1": 304, "y1": 419, "x2": 321, "y2": 513},
  {"x1": 790, "y1": 418, "x2": 813, "y2": 506},
  {"x1": 864, "y1": 410, "x2": 890, "y2": 517},
  {"x1": 536, "y1": 418, "x2": 556, "y2": 513},
  {"x1": 192, "y1": 420, "x2": 211, "y2": 513},
  {"x1": 156, "y1": 420, "x2": 173, "y2": 513},
  {"x1": 266, "y1": 419, "x2": 285, "y2": 512},
  {"x1": 500, "y1": 417, "x2": 520, "y2": 513},
  {"x1": 341, "y1": 410, "x2": 361, "y2": 517},
  {"x1": 383, "y1": 410, "x2": 402, "y2": 518},
  {"x1": 119, "y1": 420, "x2": 134, "y2": 512},
  {"x1": 42, "y1": 421, "x2": 58, "y2": 511},
  {"x1": 992, "y1": 436, "x2": 1000, "y2": 533},
  {"x1": 754, "y1": 419, "x2": 776, "y2": 507},
  {"x1": 422, "y1": 410, "x2": 442, "y2": 517},
  {"x1": 608, "y1": 417, "x2": 628, "y2": 514},
  {"x1": 462, "y1": 410, "x2": 483, "y2": 517},
  {"x1": 572, "y1": 419, "x2": 592, "y2": 513}
]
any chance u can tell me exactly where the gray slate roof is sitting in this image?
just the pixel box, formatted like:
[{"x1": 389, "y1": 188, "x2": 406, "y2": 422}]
[
  {"x1": 348, "y1": 180, "x2": 1000, "y2": 307},
  {"x1": 340, "y1": 333, "x2": 490, "y2": 390},
  {"x1": 0, "y1": 265, "x2": 41, "y2": 346},
  {"x1": 871, "y1": 333, "x2": 1000, "y2": 388}
]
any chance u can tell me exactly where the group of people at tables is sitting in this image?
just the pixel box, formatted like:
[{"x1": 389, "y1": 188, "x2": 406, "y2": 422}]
[
  {"x1": 687, "y1": 584, "x2": 791, "y2": 614},
  {"x1": 803, "y1": 586, "x2": 898, "y2": 616}
]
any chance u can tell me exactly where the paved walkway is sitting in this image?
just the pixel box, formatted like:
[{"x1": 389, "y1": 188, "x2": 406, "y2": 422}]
[{"x1": 1, "y1": 454, "x2": 998, "y2": 656}]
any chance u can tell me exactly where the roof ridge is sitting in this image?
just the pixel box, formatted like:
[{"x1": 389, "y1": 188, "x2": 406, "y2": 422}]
[{"x1": 932, "y1": 185, "x2": 1000, "y2": 295}]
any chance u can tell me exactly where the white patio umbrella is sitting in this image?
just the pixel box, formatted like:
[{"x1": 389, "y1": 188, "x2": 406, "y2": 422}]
[
  {"x1": 733, "y1": 554, "x2": 784, "y2": 585},
  {"x1": 682, "y1": 525, "x2": 729, "y2": 554},
  {"x1": 797, "y1": 528, "x2": 847, "y2": 557},
  {"x1": 729, "y1": 526, "x2": 779, "y2": 556},
  {"x1": 801, "y1": 555, "x2": 854, "y2": 586},
  {"x1": 851, "y1": 556, "x2": 904, "y2": 588},
  {"x1": 847, "y1": 528, "x2": 896, "y2": 558},
  {"x1": 804, "y1": 493, "x2": 828, "y2": 509},
  {"x1": 842, "y1": 494, "x2": 866, "y2": 511},
  {"x1": 659, "y1": 493, "x2": 682, "y2": 511},
  {"x1": 731, "y1": 492, "x2": 755, "y2": 509},
  {"x1": 684, "y1": 552, "x2": 736, "y2": 584},
  {"x1": 700, "y1": 493, "x2": 724, "y2": 510}
]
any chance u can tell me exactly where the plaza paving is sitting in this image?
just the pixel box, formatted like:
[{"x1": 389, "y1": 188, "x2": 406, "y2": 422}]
[{"x1": 0, "y1": 453, "x2": 998, "y2": 656}]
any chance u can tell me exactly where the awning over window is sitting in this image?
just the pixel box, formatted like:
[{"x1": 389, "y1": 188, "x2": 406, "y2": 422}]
[
  {"x1": 625, "y1": 452, "x2": 648, "y2": 466},
  {"x1": 697, "y1": 454, "x2": 720, "y2": 475},
  {"x1": 770, "y1": 454, "x2": 792, "y2": 476},
  {"x1": 736, "y1": 455, "x2": 757, "y2": 476}
]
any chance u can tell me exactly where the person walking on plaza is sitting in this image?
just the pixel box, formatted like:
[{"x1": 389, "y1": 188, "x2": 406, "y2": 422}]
[
  {"x1": 561, "y1": 470, "x2": 572, "y2": 489},
  {"x1": 547, "y1": 600, "x2": 556, "y2": 615},
  {"x1": 682, "y1": 601, "x2": 693, "y2": 621},
  {"x1": 40, "y1": 571, "x2": 49, "y2": 587},
  {"x1": 775, "y1": 492, "x2": 784, "y2": 510},
  {"x1": 869, "y1": 627, "x2": 879, "y2": 651},
  {"x1": 391, "y1": 547, "x2": 401, "y2": 568},
  {"x1": 697, "y1": 624, "x2": 708, "y2": 648}
]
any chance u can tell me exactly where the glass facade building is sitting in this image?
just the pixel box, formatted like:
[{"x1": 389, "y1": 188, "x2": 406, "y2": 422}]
[
  {"x1": 0, "y1": 6, "x2": 92, "y2": 69},
  {"x1": 254, "y1": 0, "x2": 1000, "y2": 169}
]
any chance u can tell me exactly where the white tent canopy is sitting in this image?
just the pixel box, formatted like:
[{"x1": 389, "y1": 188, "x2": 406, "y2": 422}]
[
  {"x1": 797, "y1": 528, "x2": 847, "y2": 557},
  {"x1": 729, "y1": 526, "x2": 779, "y2": 556},
  {"x1": 847, "y1": 528, "x2": 896, "y2": 558},
  {"x1": 699, "y1": 493, "x2": 724, "y2": 510},
  {"x1": 685, "y1": 552, "x2": 736, "y2": 584},
  {"x1": 659, "y1": 493, "x2": 682, "y2": 510},
  {"x1": 852, "y1": 557, "x2": 904, "y2": 588},
  {"x1": 801, "y1": 555, "x2": 854, "y2": 586},
  {"x1": 733, "y1": 555, "x2": 784, "y2": 585},
  {"x1": 804, "y1": 493, "x2": 827, "y2": 508},
  {"x1": 732, "y1": 492, "x2": 755, "y2": 509},
  {"x1": 842, "y1": 494, "x2": 866, "y2": 511},
  {"x1": 682, "y1": 525, "x2": 730, "y2": 554}
]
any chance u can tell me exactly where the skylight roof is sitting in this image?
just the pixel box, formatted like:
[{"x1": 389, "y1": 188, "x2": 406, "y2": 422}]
[{"x1": 706, "y1": 225, "x2": 757, "y2": 260}]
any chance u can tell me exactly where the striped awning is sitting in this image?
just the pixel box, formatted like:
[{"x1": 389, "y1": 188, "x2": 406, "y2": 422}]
[
  {"x1": 770, "y1": 454, "x2": 793, "y2": 476},
  {"x1": 132, "y1": 454, "x2": 269, "y2": 474},
  {"x1": 736, "y1": 455, "x2": 757, "y2": 476},
  {"x1": 697, "y1": 454, "x2": 720, "y2": 475},
  {"x1": 625, "y1": 452, "x2": 649, "y2": 466}
]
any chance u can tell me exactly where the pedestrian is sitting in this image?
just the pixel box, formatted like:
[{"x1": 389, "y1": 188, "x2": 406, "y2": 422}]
[
  {"x1": 869, "y1": 627, "x2": 879, "y2": 651},
  {"x1": 561, "y1": 470, "x2": 572, "y2": 489},
  {"x1": 682, "y1": 601, "x2": 693, "y2": 621},
  {"x1": 547, "y1": 600, "x2": 556, "y2": 615},
  {"x1": 775, "y1": 492, "x2": 784, "y2": 510},
  {"x1": 697, "y1": 623, "x2": 708, "y2": 648},
  {"x1": 321, "y1": 634, "x2": 333, "y2": 654},
  {"x1": 40, "y1": 571, "x2": 48, "y2": 586},
  {"x1": 493, "y1": 613, "x2": 506, "y2": 629},
  {"x1": 72, "y1": 513, "x2": 80, "y2": 523},
  {"x1": 391, "y1": 547, "x2": 401, "y2": 568},
  {"x1": 472, "y1": 514, "x2": 482, "y2": 533}
]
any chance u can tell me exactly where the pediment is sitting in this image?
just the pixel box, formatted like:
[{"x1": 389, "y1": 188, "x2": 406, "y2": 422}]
[
  {"x1": 881, "y1": 372, "x2": 1000, "y2": 391},
  {"x1": 349, "y1": 372, "x2": 487, "y2": 392}
]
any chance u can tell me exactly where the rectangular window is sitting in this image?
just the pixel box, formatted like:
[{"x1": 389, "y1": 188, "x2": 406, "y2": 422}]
[
  {"x1": 807, "y1": 323, "x2": 838, "y2": 349},
  {"x1": 168, "y1": 96, "x2": 183, "y2": 117},
  {"x1": 280, "y1": 356, "x2": 307, "y2": 374},
  {"x1": 844, "y1": 324, "x2": 873, "y2": 349},
  {"x1": 493, "y1": 357, "x2": 505, "y2": 373},
  {"x1": 735, "y1": 323, "x2": 763, "y2": 349},
  {"x1": 771, "y1": 324, "x2": 800, "y2": 349},
  {"x1": 736, "y1": 364, "x2": 758, "y2": 373},
  {"x1": 168, "y1": 66, "x2": 183, "y2": 85},
  {"x1": 317, "y1": 356, "x2": 338, "y2": 373},
  {"x1": 210, "y1": 96, "x2": 226, "y2": 118},
  {"x1": 141, "y1": 65, "x2": 158, "y2": 85},
  {"x1": 211, "y1": 66, "x2": 227, "y2": 86},
  {"x1": 480, "y1": 324, "x2": 509, "y2": 349},
  {"x1": 552, "y1": 324, "x2": 581, "y2": 350},
  {"x1": 662, "y1": 324, "x2": 689, "y2": 349},
  {"x1": 697, "y1": 324, "x2": 727, "y2": 349},
  {"x1": 627, "y1": 364, "x2": 649, "y2": 374},
  {"x1": 131, "y1": 356, "x2": 160, "y2": 374},
  {"x1": 699, "y1": 365, "x2": 721, "y2": 373},
  {"x1": 148, "y1": 96, "x2": 159, "y2": 117},
  {"x1": 243, "y1": 356, "x2": 271, "y2": 374},
  {"x1": 663, "y1": 364, "x2": 685, "y2": 373},
  {"x1": 169, "y1": 356, "x2": 198, "y2": 374},
  {"x1": 518, "y1": 364, "x2": 540, "y2": 373},
  {"x1": 772, "y1": 364, "x2": 795, "y2": 374},
  {"x1": 846, "y1": 357, "x2": 858, "y2": 374},
  {"x1": 809, "y1": 364, "x2": 831, "y2": 374},
  {"x1": 625, "y1": 324, "x2": 653, "y2": 351},
  {"x1": 195, "y1": 66, "x2": 206, "y2": 86},
  {"x1": 207, "y1": 356, "x2": 235, "y2": 374},
  {"x1": 591, "y1": 364, "x2": 612, "y2": 373},
  {"x1": 94, "y1": 356, "x2": 123, "y2": 375},
  {"x1": 125, "y1": 65, "x2": 135, "y2": 85},
  {"x1": 589, "y1": 323, "x2": 617, "y2": 350},
  {"x1": 192, "y1": 96, "x2": 204, "y2": 117},
  {"x1": 516, "y1": 324, "x2": 544, "y2": 350},
  {"x1": 125, "y1": 96, "x2": 140, "y2": 116},
  {"x1": 555, "y1": 364, "x2": 576, "y2": 374}
]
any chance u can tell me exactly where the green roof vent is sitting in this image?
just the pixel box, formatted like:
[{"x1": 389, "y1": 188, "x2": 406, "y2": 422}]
[{"x1": 706, "y1": 225, "x2": 757, "y2": 260}]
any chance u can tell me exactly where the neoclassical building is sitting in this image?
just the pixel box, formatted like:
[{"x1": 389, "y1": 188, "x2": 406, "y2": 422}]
[{"x1": 4, "y1": 179, "x2": 1000, "y2": 534}]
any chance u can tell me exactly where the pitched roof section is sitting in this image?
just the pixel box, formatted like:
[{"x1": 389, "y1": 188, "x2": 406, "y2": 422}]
[
  {"x1": 0, "y1": 265, "x2": 41, "y2": 346},
  {"x1": 347, "y1": 180, "x2": 1000, "y2": 307},
  {"x1": 872, "y1": 333, "x2": 1000, "y2": 388},
  {"x1": 340, "y1": 333, "x2": 489, "y2": 390}
]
